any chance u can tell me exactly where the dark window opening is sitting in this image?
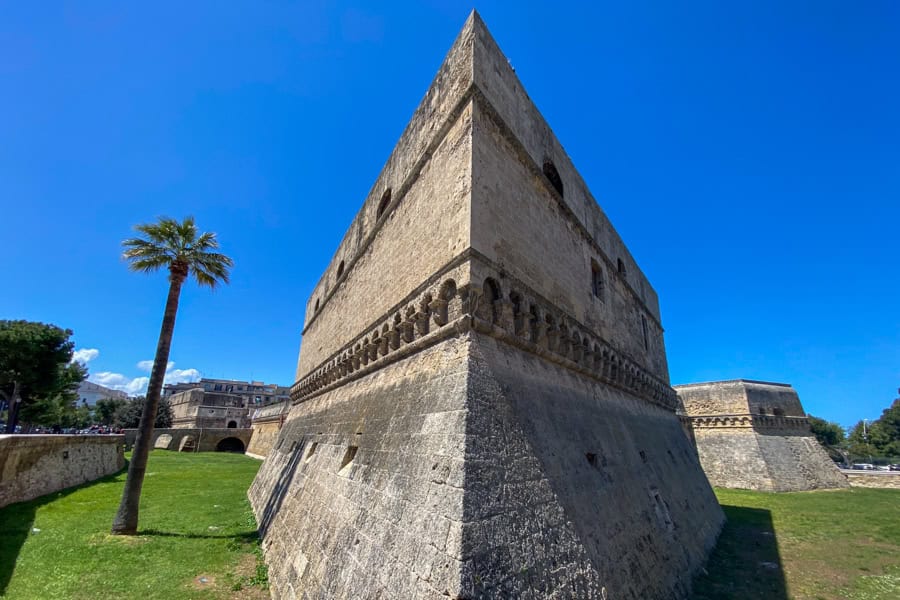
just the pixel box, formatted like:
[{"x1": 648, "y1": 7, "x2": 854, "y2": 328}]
[
  {"x1": 617, "y1": 258, "x2": 626, "y2": 276},
  {"x1": 773, "y1": 407, "x2": 785, "y2": 416},
  {"x1": 585, "y1": 452, "x2": 598, "y2": 468},
  {"x1": 336, "y1": 260, "x2": 345, "y2": 279},
  {"x1": 639, "y1": 450, "x2": 648, "y2": 463},
  {"x1": 758, "y1": 407, "x2": 767, "y2": 415},
  {"x1": 227, "y1": 420, "x2": 237, "y2": 428},
  {"x1": 377, "y1": 188, "x2": 392, "y2": 219},
  {"x1": 591, "y1": 259, "x2": 605, "y2": 301},
  {"x1": 542, "y1": 161, "x2": 564, "y2": 197},
  {"x1": 314, "y1": 298, "x2": 320, "y2": 312}
]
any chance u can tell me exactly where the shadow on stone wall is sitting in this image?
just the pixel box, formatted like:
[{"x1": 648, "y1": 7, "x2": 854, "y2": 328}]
[
  {"x1": 691, "y1": 505, "x2": 787, "y2": 599},
  {"x1": 0, "y1": 464, "x2": 127, "y2": 594},
  {"x1": 257, "y1": 445, "x2": 303, "y2": 538}
]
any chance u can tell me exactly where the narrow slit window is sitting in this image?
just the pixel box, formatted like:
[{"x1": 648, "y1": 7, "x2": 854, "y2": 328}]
[
  {"x1": 339, "y1": 445, "x2": 358, "y2": 475},
  {"x1": 377, "y1": 188, "x2": 392, "y2": 219},
  {"x1": 304, "y1": 442, "x2": 318, "y2": 463},
  {"x1": 641, "y1": 314, "x2": 649, "y2": 351},
  {"x1": 542, "y1": 161, "x2": 564, "y2": 197},
  {"x1": 336, "y1": 260, "x2": 345, "y2": 279},
  {"x1": 591, "y1": 259, "x2": 605, "y2": 301}
]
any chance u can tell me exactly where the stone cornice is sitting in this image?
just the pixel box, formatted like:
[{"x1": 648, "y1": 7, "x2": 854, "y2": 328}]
[
  {"x1": 292, "y1": 257, "x2": 678, "y2": 412},
  {"x1": 685, "y1": 414, "x2": 811, "y2": 430}
]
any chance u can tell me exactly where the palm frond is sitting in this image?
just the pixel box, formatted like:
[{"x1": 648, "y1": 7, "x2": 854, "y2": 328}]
[{"x1": 122, "y1": 216, "x2": 232, "y2": 287}]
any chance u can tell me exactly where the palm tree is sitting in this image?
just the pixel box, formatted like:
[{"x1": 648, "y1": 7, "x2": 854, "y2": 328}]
[{"x1": 111, "y1": 216, "x2": 233, "y2": 535}]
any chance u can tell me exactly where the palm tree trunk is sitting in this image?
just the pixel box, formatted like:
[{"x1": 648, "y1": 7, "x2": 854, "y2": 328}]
[{"x1": 111, "y1": 274, "x2": 185, "y2": 534}]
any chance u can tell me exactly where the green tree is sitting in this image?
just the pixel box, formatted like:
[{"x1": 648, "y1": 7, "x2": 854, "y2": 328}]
[
  {"x1": 113, "y1": 396, "x2": 173, "y2": 429},
  {"x1": 73, "y1": 404, "x2": 93, "y2": 429},
  {"x1": 96, "y1": 397, "x2": 127, "y2": 426},
  {"x1": 18, "y1": 361, "x2": 86, "y2": 429},
  {"x1": 0, "y1": 321, "x2": 84, "y2": 432},
  {"x1": 111, "y1": 216, "x2": 232, "y2": 535},
  {"x1": 807, "y1": 415, "x2": 845, "y2": 447},
  {"x1": 874, "y1": 395, "x2": 900, "y2": 457}
]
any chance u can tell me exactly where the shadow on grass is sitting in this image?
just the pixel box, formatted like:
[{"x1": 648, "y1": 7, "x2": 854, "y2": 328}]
[
  {"x1": 0, "y1": 462, "x2": 128, "y2": 595},
  {"x1": 139, "y1": 528, "x2": 259, "y2": 543},
  {"x1": 692, "y1": 504, "x2": 787, "y2": 600}
]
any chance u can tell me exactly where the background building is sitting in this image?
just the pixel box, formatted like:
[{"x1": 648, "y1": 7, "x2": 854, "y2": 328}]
[
  {"x1": 164, "y1": 377, "x2": 290, "y2": 429},
  {"x1": 77, "y1": 381, "x2": 128, "y2": 406},
  {"x1": 163, "y1": 378, "x2": 290, "y2": 407}
]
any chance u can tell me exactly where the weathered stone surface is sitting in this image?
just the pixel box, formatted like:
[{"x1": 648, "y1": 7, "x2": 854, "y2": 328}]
[
  {"x1": 676, "y1": 380, "x2": 849, "y2": 491},
  {"x1": 0, "y1": 434, "x2": 124, "y2": 508},
  {"x1": 251, "y1": 11, "x2": 724, "y2": 599},
  {"x1": 248, "y1": 402, "x2": 289, "y2": 458},
  {"x1": 844, "y1": 472, "x2": 900, "y2": 489}
]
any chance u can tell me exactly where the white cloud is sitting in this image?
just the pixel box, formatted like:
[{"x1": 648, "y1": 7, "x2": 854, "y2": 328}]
[
  {"x1": 72, "y1": 348, "x2": 100, "y2": 364},
  {"x1": 136, "y1": 360, "x2": 175, "y2": 373},
  {"x1": 90, "y1": 361, "x2": 201, "y2": 396}
]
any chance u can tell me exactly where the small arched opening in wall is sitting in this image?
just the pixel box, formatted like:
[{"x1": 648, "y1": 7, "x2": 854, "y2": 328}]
[
  {"x1": 377, "y1": 188, "x2": 392, "y2": 219},
  {"x1": 439, "y1": 279, "x2": 457, "y2": 301},
  {"x1": 617, "y1": 258, "x2": 627, "y2": 277},
  {"x1": 178, "y1": 436, "x2": 196, "y2": 452},
  {"x1": 215, "y1": 437, "x2": 245, "y2": 453},
  {"x1": 542, "y1": 160, "x2": 564, "y2": 197},
  {"x1": 483, "y1": 277, "x2": 502, "y2": 323},
  {"x1": 227, "y1": 420, "x2": 237, "y2": 429}
]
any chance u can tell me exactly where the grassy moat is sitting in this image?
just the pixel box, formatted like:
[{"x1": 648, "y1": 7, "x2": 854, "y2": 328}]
[
  {"x1": 1, "y1": 453, "x2": 898, "y2": 599},
  {"x1": 0, "y1": 452, "x2": 267, "y2": 600}
]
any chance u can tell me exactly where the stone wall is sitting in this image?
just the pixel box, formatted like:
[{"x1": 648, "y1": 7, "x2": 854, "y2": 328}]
[
  {"x1": 0, "y1": 434, "x2": 124, "y2": 508},
  {"x1": 675, "y1": 380, "x2": 849, "y2": 491},
  {"x1": 844, "y1": 472, "x2": 900, "y2": 489},
  {"x1": 248, "y1": 403, "x2": 289, "y2": 458},
  {"x1": 251, "y1": 338, "x2": 470, "y2": 599}
]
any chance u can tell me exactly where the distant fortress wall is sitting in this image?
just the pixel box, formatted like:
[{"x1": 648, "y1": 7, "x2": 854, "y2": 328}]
[{"x1": 676, "y1": 380, "x2": 848, "y2": 491}]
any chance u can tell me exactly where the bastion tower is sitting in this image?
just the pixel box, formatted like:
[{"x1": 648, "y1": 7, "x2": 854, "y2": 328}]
[
  {"x1": 250, "y1": 12, "x2": 724, "y2": 599},
  {"x1": 676, "y1": 379, "x2": 849, "y2": 492}
]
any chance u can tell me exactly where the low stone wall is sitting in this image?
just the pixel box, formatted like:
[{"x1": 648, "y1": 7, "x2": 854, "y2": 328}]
[
  {"x1": 843, "y1": 471, "x2": 900, "y2": 489},
  {"x1": 0, "y1": 434, "x2": 125, "y2": 508}
]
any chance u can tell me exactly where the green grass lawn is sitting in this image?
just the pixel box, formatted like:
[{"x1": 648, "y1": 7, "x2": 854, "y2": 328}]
[
  {"x1": 693, "y1": 487, "x2": 900, "y2": 600},
  {"x1": 0, "y1": 451, "x2": 265, "y2": 600}
]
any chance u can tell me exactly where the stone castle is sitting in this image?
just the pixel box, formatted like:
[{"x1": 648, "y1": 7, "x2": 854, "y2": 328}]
[
  {"x1": 250, "y1": 12, "x2": 724, "y2": 599},
  {"x1": 676, "y1": 379, "x2": 848, "y2": 492}
]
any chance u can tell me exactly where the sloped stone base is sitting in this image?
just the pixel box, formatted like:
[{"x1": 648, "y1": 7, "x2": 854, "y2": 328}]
[{"x1": 250, "y1": 334, "x2": 723, "y2": 599}]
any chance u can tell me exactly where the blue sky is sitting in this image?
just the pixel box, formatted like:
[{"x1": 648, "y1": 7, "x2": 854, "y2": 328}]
[{"x1": 1, "y1": 1, "x2": 897, "y2": 428}]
